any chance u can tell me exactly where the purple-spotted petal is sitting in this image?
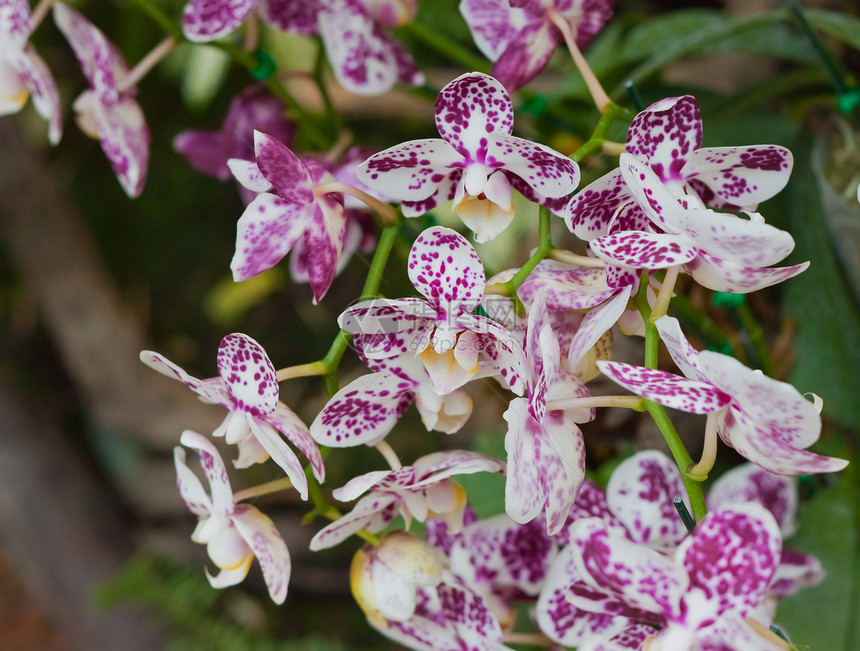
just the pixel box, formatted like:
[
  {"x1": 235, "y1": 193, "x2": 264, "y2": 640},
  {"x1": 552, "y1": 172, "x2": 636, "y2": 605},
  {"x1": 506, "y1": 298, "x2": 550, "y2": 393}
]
[
  {"x1": 686, "y1": 145, "x2": 793, "y2": 210},
  {"x1": 217, "y1": 333, "x2": 278, "y2": 414},
  {"x1": 435, "y1": 72, "x2": 513, "y2": 152},
  {"x1": 267, "y1": 402, "x2": 325, "y2": 481},
  {"x1": 535, "y1": 551, "x2": 631, "y2": 646},
  {"x1": 490, "y1": 18, "x2": 557, "y2": 92},
  {"x1": 578, "y1": 624, "x2": 658, "y2": 651},
  {"x1": 408, "y1": 226, "x2": 485, "y2": 318},
  {"x1": 488, "y1": 133, "x2": 579, "y2": 199},
  {"x1": 53, "y1": 4, "x2": 120, "y2": 104},
  {"x1": 139, "y1": 350, "x2": 232, "y2": 408},
  {"x1": 607, "y1": 450, "x2": 689, "y2": 552},
  {"x1": 228, "y1": 158, "x2": 271, "y2": 192},
  {"x1": 568, "y1": 286, "x2": 632, "y2": 372},
  {"x1": 678, "y1": 504, "x2": 781, "y2": 625},
  {"x1": 179, "y1": 430, "x2": 235, "y2": 514},
  {"x1": 231, "y1": 192, "x2": 309, "y2": 281},
  {"x1": 310, "y1": 371, "x2": 414, "y2": 447},
  {"x1": 232, "y1": 504, "x2": 291, "y2": 603},
  {"x1": 301, "y1": 191, "x2": 347, "y2": 303},
  {"x1": 1, "y1": 0, "x2": 31, "y2": 45},
  {"x1": 309, "y1": 492, "x2": 400, "y2": 550},
  {"x1": 358, "y1": 138, "x2": 462, "y2": 201},
  {"x1": 254, "y1": 130, "x2": 314, "y2": 203},
  {"x1": 597, "y1": 361, "x2": 731, "y2": 414},
  {"x1": 654, "y1": 316, "x2": 702, "y2": 380},
  {"x1": 458, "y1": 0, "x2": 517, "y2": 61},
  {"x1": 503, "y1": 398, "x2": 544, "y2": 524},
  {"x1": 685, "y1": 252, "x2": 809, "y2": 294},
  {"x1": 259, "y1": 0, "x2": 320, "y2": 33},
  {"x1": 182, "y1": 0, "x2": 257, "y2": 42},
  {"x1": 591, "y1": 230, "x2": 696, "y2": 269},
  {"x1": 769, "y1": 549, "x2": 824, "y2": 597},
  {"x1": 570, "y1": 517, "x2": 686, "y2": 618},
  {"x1": 540, "y1": 410, "x2": 587, "y2": 535},
  {"x1": 15, "y1": 46, "x2": 63, "y2": 144},
  {"x1": 174, "y1": 443, "x2": 214, "y2": 517},
  {"x1": 518, "y1": 261, "x2": 615, "y2": 311},
  {"x1": 565, "y1": 169, "x2": 634, "y2": 240},
  {"x1": 248, "y1": 419, "x2": 309, "y2": 498},
  {"x1": 93, "y1": 96, "x2": 150, "y2": 197},
  {"x1": 626, "y1": 96, "x2": 702, "y2": 177},
  {"x1": 708, "y1": 464, "x2": 797, "y2": 535},
  {"x1": 716, "y1": 407, "x2": 848, "y2": 476},
  {"x1": 413, "y1": 450, "x2": 505, "y2": 485},
  {"x1": 318, "y1": 0, "x2": 399, "y2": 95}
]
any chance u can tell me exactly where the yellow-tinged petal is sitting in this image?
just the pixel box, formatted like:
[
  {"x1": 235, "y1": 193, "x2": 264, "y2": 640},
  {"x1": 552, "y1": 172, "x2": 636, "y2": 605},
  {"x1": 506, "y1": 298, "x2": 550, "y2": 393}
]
[{"x1": 207, "y1": 525, "x2": 253, "y2": 570}]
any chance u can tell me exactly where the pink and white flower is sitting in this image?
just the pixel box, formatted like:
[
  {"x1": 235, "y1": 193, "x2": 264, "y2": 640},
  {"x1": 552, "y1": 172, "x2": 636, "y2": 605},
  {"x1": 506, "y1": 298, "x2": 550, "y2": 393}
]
[
  {"x1": 597, "y1": 315, "x2": 849, "y2": 476},
  {"x1": 309, "y1": 450, "x2": 505, "y2": 550},
  {"x1": 175, "y1": 430, "x2": 291, "y2": 603},
  {"x1": 181, "y1": 0, "x2": 423, "y2": 95},
  {"x1": 140, "y1": 333, "x2": 324, "y2": 499},
  {"x1": 460, "y1": 0, "x2": 615, "y2": 92},
  {"x1": 53, "y1": 2, "x2": 149, "y2": 197},
  {"x1": 357, "y1": 72, "x2": 580, "y2": 242},
  {"x1": 568, "y1": 504, "x2": 786, "y2": 651},
  {"x1": 0, "y1": 0, "x2": 62, "y2": 143},
  {"x1": 229, "y1": 130, "x2": 347, "y2": 303}
]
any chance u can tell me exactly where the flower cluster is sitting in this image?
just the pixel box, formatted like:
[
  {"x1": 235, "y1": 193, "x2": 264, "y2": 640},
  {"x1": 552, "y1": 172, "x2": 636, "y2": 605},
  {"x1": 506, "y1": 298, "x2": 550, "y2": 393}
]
[{"x1": 8, "y1": 1, "x2": 850, "y2": 648}]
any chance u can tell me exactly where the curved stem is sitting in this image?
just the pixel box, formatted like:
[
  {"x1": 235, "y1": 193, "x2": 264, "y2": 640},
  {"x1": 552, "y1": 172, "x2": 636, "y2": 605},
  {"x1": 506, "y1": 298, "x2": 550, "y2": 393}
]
[
  {"x1": 29, "y1": 0, "x2": 56, "y2": 31},
  {"x1": 118, "y1": 36, "x2": 177, "y2": 94},
  {"x1": 687, "y1": 411, "x2": 719, "y2": 481},
  {"x1": 234, "y1": 477, "x2": 293, "y2": 502},
  {"x1": 546, "y1": 395, "x2": 645, "y2": 412},
  {"x1": 243, "y1": 11, "x2": 259, "y2": 51},
  {"x1": 650, "y1": 264, "x2": 680, "y2": 323},
  {"x1": 314, "y1": 181, "x2": 398, "y2": 226},
  {"x1": 497, "y1": 206, "x2": 554, "y2": 313},
  {"x1": 546, "y1": 9, "x2": 611, "y2": 112},
  {"x1": 374, "y1": 440, "x2": 402, "y2": 471},
  {"x1": 276, "y1": 360, "x2": 326, "y2": 382},
  {"x1": 549, "y1": 249, "x2": 605, "y2": 267}
]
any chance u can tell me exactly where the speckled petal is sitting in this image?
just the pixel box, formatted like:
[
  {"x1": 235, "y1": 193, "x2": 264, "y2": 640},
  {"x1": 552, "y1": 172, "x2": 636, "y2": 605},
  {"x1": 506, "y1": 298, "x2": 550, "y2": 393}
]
[
  {"x1": 490, "y1": 18, "x2": 557, "y2": 92},
  {"x1": 653, "y1": 315, "x2": 702, "y2": 380},
  {"x1": 560, "y1": 480, "x2": 627, "y2": 544},
  {"x1": 310, "y1": 371, "x2": 414, "y2": 447},
  {"x1": 254, "y1": 130, "x2": 314, "y2": 203},
  {"x1": 227, "y1": 158, "x2": 272, "y2": 192},
  {"x1": 769, "y1": 549, "x2": 824, "y2": 597},
  {"x1": 413, "y1": 450, "x2": 505, "y2": 486},
  {"x1": 591, "y1": 230, "x2": 696, "y2": 269},
  {"x1": 518, "y1": 262, "x2": 614, "y2": 311},
  {"x1": 625, "y1": 95, "x2": 702, "y2": 178},
  {"x1": 503, "y1": 397, "x2": 544, "y2": 524},
  {"x1": 435, "y1": 72, "x2": 513, "y2": 153},
  {"x1": 565, "y1": 168, "x2": 633, "y2": 240},
  {"x1": 139, "y1": 350, "x2": 232, "y2": 408},
  {"x1": 94, "y1": 96, "x2": 150, "y2": 197},
  {"x1": 182, "y1": 0, "x2": 257, "y2": 42},
  {"x1": 678, "y1": 504, "x2": 781, "y2": 625},
  {"x1": 459, "y1": 312, "x2": 529, "y2": 395},
  {"x1": 540, "y1": 411, "x2": 587, "y2": 535},
  {"x1": 179, "y1": 430, "x2": 235, "y2": 514},
  {"x1": 1, "y1": 0, "x2": 31, "y2": 45},
  {"x1": 570, "y1": 517, "x2": 686, "y2": 618},
  {"x1": 567, "y1": 287, "x2": 631, "y2": 371},
  {"x1": 458, "y1": 0, "x2": 516, "y2": 61},
  {"x1": 708, "y1": 464, "x2": 797, "y2": 535},
  {"x1": 578, "y1": 624, "x2": 658, "y2": 651},
  {"x1": 302, "y1": 191, "x2": 347, "y2": 303},
  {"x1": 715, "y1": 407, "x2": 848, "y2": 476},
  {"x1": 686, "y1": 145, "x2": 793, "y2": 210},
  {"x1": 248, "y1": 419, "x2": 309, "y2": 498},
  {"x1": 232, "y1": 504, "x2": 291, "y2": 603},
  {"x1": 535, "y1": 551, "x2": 631, "y2": 646},
  {"x1": 487, "y1": 132, "x2": 579, "y2": 199},
  {"x1": 358, "y1": 138, "x2": 462, "y2": 203},
  {"x1": 231, "y1": 192, "x2": 308, "y2": 281},
  {"x1": 15, "y1": 46, "x2": 63, "y2": 144},
  {"x1": 685, "y1": 252, "x2": 809, "y2": 294},
  {"x1": 174, "y1": 443, "x2": 214, "y2": 517},
  {"x1": 217, "y1": 333, "x2": 279, "y2": 415},
  {"x1": 318, "y1": 0, "x2": 399, "y2": 95},
  {"x1": 259, "y1": 0, "x2": 320, "y2": 33},
  {"x1": 597, "y1": 361, "x2": 730, "y2": 414},
  {"x1": 309, "y1": 492, "x2": 400, "y2": 550},
  {"x1": 607, "y1": 450, "x2": 689, "y2": 552},
  {"x1": 408, "y1": 226, "x2": 485, "y2": 318}
]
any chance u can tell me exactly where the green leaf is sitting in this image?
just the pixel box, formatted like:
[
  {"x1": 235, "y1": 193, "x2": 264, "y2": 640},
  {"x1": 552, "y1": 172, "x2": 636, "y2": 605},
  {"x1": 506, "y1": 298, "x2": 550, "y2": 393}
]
[{"x1": 805, "y1": 9, "x2": 860, "y2": 57}]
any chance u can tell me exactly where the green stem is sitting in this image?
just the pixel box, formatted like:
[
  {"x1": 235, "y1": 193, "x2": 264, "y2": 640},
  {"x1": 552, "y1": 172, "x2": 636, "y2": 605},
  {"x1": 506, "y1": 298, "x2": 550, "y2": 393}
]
[
  {"x1": 131, "y1": 0, "x2": 181, "y2": 38},
  {"x1": 313, "y1": 39, "x2": 340, "y2": 134},
  {"x1": 571, "y1": 102, "x2": 634, "y2": 163},
  {"x1": 497, "y1": 206, "x2": 554, "y2": 315},
  {"x1": 399, "y1": 22, "x2": 489, "y2": 73}
]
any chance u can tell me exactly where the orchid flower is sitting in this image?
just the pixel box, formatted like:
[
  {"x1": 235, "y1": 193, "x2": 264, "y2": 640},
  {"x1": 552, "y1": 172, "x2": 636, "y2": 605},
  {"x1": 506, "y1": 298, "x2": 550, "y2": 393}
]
[
  {"x1": 350, "y1": 531, "x2": 447, "y2": 626},
  {"x1": 569, "y1": 504, "x2": 786, "y2": 651},
  {"x1": 182, "y1": 0, "x2": 423, "y2": 95},
  {"x1": 140, "y1": 333, "x2": 324, "y2": 499},
  {"x1": 708, "y1": 463, "x2": 825, "y2": 604},
  {"x1": 173, "y1": 85, "x2": 294, "y2": 195},
  {"x1": 175, "y1": 430, "x2": 290, "y2": 603},
  {"x1": 310, "y1": 349, "x2": 474, "y2": 448},
  {"x1": 564, "y1": 95, "x2": 805, "y2": 293},
  {"x1": 339, "y1": 226, "x2": 529, "y2": 396},
  {"x1": 53, "y1": 2, "x2": 149, "y2": 197},
  {"x1": 357, "y1": 72, "x2": 580, "y2": 242},
  {"x1": 0, "y1": 0, "x2": 62, "y2": 143},
  {"x1": 370, "y1": 576, "x2": 512, "y2": 651},
  {"x1": 309, "y1": 450, "x2": 505, "y2": 550},
  {"x1": 228, "y1": 130, "x2": 347, "y2": 303},
  {"x1": 459, "y1": 0, "x2": 615, "y2": 92},
  {"x1": 428, "y1": 511, "x2": 558, "y2": 627},
  {"x1": 597, "y1": 315, "x2": 849, "y2": 476}
]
